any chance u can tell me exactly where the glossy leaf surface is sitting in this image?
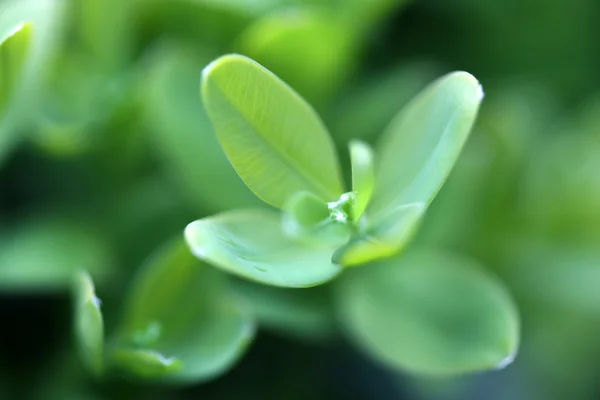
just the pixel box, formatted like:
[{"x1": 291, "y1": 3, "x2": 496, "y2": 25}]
[
  {"x1": 201, "y1": 54, "x2": 344, "y2": 208},
  {"x1": 368, "y1": 71, "x2": 484, "y2": 219},
  {"x1": 185, "y1": 209, "x2": 342, "y2": 288}
]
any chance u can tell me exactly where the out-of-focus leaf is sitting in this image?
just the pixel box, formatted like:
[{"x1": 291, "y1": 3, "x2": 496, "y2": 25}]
[
  {"x1": 201, "y1": 54, "x2": 344, "y2": 208},
  {"x1": 32, "y1": 55, "x2": 123, "y2": 157},
  {"x1": 500, "y1": 238, "x2": 600, "y2": 314},
  {"x1": 231, "y1": 278, "x2": 336, "y2": 342},
  {"x1": 281, "y1": 191, "x2": 350, "y2": 248},
  {"x1": 111, "y1": 238, "x2": 255, "y2": 383},
  {"x1": 0, "y1": 215, "x2": 113, "y2": 291},
  {"x1": 332, "y1": 0, "x2": 410, "y2": 31},
  {"x1": 144, "y1": 43, "x2": 259, "y2": 212},
  {"x1": 69, "y1": 0, "x2": 135, "y2": 70},
  {"x1": 332, "y1": 202, "x2": 424, "y2": 267},
  {"x1": 73, "y1": 271, "x2": 104, "y2": 376},
  {"x1": 519, "y1": 118, "x2": 600, "y2": 241},
  {"x1": 368, "y1": 71, "x2": 484, "y2": 219},
  {"x1": 348, "y1": 140, "x2": 374, "y2": 222},
  {"x1": 185, "y1": 209, "x2": 342, "y2": 288},
  {"x1": 336, "y1": 248, "x2": 519, "y2": 375},
  {"x1": 136, "y1": 0, "x2": 252, "y2": 49},
  {"x1": 238, "y1": 9, "x2": 354, "y2": 105},
  {"x1": 195, "y1": 0, "x2": 291, "y2": 15},
  {"x1": 0, "y1": 0, "x2": 65, "y2": 165}
]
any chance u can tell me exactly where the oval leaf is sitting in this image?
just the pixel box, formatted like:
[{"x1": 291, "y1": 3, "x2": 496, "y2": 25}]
[
  {"x1": 73, "y1": 271, "x2": 104, "y2": 376},
  {"x1": 336, "y1": 248, "x2": 519, "y2": 376},
  {"x1": 111, "y1": 238, "x2": 255, "y2": 383},
  {"x1": 201, "y1": 54, "x2": 344, "y2": 208},
  {"x1": 368, "y1": 71, "x2": 484, "y2": 219},
  {"x1": 332, "y1": 202, "x2": 424, "y2": 267},
  {"x1": 349, "y1": 140, "x2": 375, "y2": 222},
  {"x1": 185, "y1": 209, "x2": 342, "y2": 288},
  {"x1": 281, "y1": 191, "x2": 350, "y2": 248}
]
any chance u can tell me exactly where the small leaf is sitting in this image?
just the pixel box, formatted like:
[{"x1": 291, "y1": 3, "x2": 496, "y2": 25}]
[
  {"x1": 332, "y1": 202, "x2": 424, "y2": 267},
  {"x1": 73, "y1": 271, "x2": 104, "y2": 376},
  {"x1": 112, "y1": 238, "x2": 255, "y2": 383},
  {"x1": 348, "y1": 140, "x2": 375, "y2": 222},
  {"x1": 281, "y1": 191, "x2": 350, "y2": 248},
  {"x1": 336, "y1": 249, "x2": 519, "y2": 376},
  {"x1": 201, "y1": 54, "x2": 344, "y2": 208},
  {"x1": 185, "y1": 209, "x2": 342, "y2": 288},
  {"x1": 368, "y1": 71, "x2": 484, "y2": 219}
]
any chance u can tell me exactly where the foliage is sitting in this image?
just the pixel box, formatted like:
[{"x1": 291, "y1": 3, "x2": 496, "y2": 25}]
[{"x1": 0, "y1": 0, "x2": 599, "y2": 399}]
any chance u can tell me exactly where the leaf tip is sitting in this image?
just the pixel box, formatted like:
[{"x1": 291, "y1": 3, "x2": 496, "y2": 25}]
[
  {"x1": 494, "y1": 351, "x2": 516, "y2": 370},
  {"x1": 183, "y1": 221, "x2": 205, "y2": 258},
  {"x1": 449, "y1": 71, "x2": 484, "y2": 101},
  {"x1": 201, "y1": 53, "x2": 253, "y2": 81}
]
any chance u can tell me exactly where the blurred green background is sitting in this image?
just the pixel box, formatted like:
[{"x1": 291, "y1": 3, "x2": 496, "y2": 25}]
[{"x1": 1, "y1": 0, "x2": 600, "y2": 398}]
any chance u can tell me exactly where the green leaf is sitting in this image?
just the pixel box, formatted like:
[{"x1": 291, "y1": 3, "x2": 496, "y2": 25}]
[
  {"x1": 336, "y1": 249, "x2": 519, "y2": 376},
  {"x1": 73, "y1": 271, "x2": 104, "y2": 376},
  {"x1": 348, "y1": 140, "x2": 375, "y2": 222},
  {"x1": 0, "y1": 22, "x2": 32, "y2": 113},
  {"x1": 281, "y1": 191, "x2": 350, "y2": 248},
  {"x1": 144, "y1": 43, "x2": 259, "y2": 212},
  {"x1": 368, "y1": 71, "x2": 484, "y2": 219},
  {"x1": 194, "y1": 0, "x2": 289, "y2": 15},
  {"x1": 332, "y1": 202, "x2": 424, "y2": 267},
  {"x1": 201, "y1": 54, "x2": 344, "y2": 208},
  {"x1": 237, "y1": 10, "x2": 354, "y2": 105},
  {"x1": 110, "y1": 348, "x2": 184, "y2": 379},
  {"x1": 70, "y1": 0, "x2": 135, "y2": 70},
  {"x1": 185, "y1": 209, "x2": 342, "y2": 288},
  {"x1": 500, "y1": 238, "x2": 600, "y2": 313},
  {"x1": 0, "y1": 215, "x2": 114, "y2": 291},
  {"x1": 111, "y1": 238, "x2": 254, "y2": 383}
]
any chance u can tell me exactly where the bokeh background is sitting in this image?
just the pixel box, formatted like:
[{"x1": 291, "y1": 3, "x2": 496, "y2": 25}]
[{"x1": 1, "y1": 0, "x2": 600, "y2": 398}]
